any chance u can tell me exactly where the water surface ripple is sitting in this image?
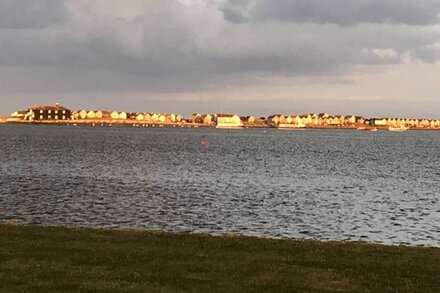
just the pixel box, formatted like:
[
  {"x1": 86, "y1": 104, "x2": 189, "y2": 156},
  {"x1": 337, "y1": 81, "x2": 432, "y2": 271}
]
[{"x1": 1, "y1": 125, "x2": 439, "y2": 246}]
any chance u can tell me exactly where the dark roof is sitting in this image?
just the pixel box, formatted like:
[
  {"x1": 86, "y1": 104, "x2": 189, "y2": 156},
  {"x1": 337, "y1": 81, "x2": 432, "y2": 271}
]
[
  {"x1": 31, "y1": 104, "x2": 70, "y2": 111},
  {"x1": 267, "y1": 114, "x2": 284, "y2": 119},
  {"x1": 216, "y1": 114, "x2": 237, "y2": 117}
]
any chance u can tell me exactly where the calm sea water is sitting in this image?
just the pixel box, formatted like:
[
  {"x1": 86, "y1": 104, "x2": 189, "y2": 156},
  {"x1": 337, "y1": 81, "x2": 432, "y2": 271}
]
[{"x1": 1, "y1": 124, "x2": 439, "y2": 246}]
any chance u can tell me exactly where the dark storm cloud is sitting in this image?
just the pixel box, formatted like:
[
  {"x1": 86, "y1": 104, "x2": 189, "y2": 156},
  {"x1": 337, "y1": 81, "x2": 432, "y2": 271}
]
[
  {"x1": 0, "y1": 0, "x2": 439, "y2": 96},
  {"x1": 0, "y1": 0, "x2": 67, "y2": 29},
  {"x1": 221, "y1": 0, "x2": 440, "y2": 26}
]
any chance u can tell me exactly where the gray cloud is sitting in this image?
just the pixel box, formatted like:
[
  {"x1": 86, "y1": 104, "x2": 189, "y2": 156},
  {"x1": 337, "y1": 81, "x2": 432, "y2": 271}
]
[
  {"x1": 221, "y1": 0, "x2": 440, "y2": 26},
  {"x1": 0, "y1": 0, "x2": 67, "y2": 29},
  {"x1": 0, "y1": 0, "x2": 439, "y2": 105}
]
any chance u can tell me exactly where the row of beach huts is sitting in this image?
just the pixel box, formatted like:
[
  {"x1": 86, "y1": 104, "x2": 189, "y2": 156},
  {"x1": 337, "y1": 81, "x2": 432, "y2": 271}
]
[
  {"x1": 7, "y1": 103, "x2": 440, "y2": 129},
  {"x1": 8, "y1": 104, "x2": 244, "y2": 128}
]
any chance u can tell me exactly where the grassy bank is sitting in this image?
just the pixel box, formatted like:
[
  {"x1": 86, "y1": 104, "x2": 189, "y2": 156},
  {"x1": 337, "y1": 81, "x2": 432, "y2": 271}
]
[{"x1": 1, "y1": 224, "x2": 439, "y2": 292}]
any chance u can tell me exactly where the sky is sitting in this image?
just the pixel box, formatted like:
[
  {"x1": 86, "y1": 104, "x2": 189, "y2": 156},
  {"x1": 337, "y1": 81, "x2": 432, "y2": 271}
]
[{"x1": 1, "y1": 0, "x2": 440, "y2": 117}]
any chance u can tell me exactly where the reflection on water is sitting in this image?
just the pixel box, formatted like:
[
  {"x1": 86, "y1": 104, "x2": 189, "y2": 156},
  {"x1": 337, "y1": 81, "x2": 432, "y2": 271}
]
[{"x1": 1, "y1": 125, "x2": 439, "y2": 246}]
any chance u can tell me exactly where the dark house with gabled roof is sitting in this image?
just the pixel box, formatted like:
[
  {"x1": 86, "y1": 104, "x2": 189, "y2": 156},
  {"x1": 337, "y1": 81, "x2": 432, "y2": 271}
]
[{"x1": 28, "y1": 103, "x2": 71, "y2": 121}]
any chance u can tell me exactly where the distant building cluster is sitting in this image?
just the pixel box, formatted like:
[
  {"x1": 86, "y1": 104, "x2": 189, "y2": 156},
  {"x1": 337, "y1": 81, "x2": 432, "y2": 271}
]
[
  {"x1": 369, "y1": 117, "x2": 440, "y2": 129},
  {"x1": 188, "y1": 113, "x2": 246, "y2": 128},
  {"x1": 266, "y1": 113, "x2": 366, "y2": 128},
  {"x1": 71, "y1": 110, "x2": 183, "y2": 124},
  {"x1": 11, "y1": 104, "x2": 182, "y2": 124},
  {"x1": 7, "y1": 103, "x2": 440, "y2": 130}
]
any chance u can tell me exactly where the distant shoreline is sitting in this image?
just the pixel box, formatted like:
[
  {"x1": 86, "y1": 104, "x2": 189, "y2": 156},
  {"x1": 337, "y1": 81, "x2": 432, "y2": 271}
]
[
  {"x1": 2, "y1": 119, "x2": 440, "y2": 130},
  {"x1": 7, "y1": 104, "x2": 440, "y2": 130}
]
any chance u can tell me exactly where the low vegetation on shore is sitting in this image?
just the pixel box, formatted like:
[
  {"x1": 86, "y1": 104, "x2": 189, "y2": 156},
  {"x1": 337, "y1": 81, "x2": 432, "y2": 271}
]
[{"x1": 1, "y1": 224, "x2": 439, "y2": 292}]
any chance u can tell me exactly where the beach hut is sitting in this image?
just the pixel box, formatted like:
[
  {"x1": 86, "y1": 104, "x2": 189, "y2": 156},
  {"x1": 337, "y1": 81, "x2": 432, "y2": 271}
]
[
  {"x1": 157, "y1": 114, "x2": 166, "y2": 123},
  {"x1": 95, "y1": 111, "x2": 103, "y2": 119},
  {"x1": 110, "y1": 111, "x2": 119, "y2": 119},
  {"x1": 267, "y1": 114, "x2": 285, "y2": 127},
  {"x1": 202, "y1": 114, "x2": 213, "y2": 125},
  {"x1": 150, "y1": 113, "x2": 159, "y2": 122},
  {"x1": 119, "y1": 112, "x2": 127, "y2": 120},
  {"x1": 144, "y1": 113, "x2": 152, "y2": 122},
  {"x1": 87, "y1": 111, "x2": 96, "y2": 119},
  {"x1": 78, "y1": 110, "x2": 88, "y2": 119},
  {"x1": 188, "y1": 113, "x2": 202, "y2": 123}
]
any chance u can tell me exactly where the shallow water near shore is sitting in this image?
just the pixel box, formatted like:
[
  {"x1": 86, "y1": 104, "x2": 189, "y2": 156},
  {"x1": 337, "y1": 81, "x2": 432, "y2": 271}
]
[{"x1": 1, "y1": 124, "x2": 439, "y2": 246}]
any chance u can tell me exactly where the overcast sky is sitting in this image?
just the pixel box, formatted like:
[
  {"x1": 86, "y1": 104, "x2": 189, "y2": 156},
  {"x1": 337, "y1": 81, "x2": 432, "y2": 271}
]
[{"x1": 1, "y1": 0, "x2": 440, "y2": 117}]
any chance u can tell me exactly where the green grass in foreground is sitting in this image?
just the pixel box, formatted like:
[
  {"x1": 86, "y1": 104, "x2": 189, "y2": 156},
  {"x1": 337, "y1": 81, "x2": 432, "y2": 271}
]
[{"x1": 1, "y1": 224, "x2": 440, "y2": 292}]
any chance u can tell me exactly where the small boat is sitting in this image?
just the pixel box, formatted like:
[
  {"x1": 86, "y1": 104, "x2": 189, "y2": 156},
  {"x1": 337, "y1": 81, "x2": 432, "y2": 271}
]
[
  {"x1": 357, "y1": 127, "x2": 377, "y2": 131},
  {"x1": 276, "y1": 123, "x2": 306, "y2": 130},
  {"x1": 388, "y1": 126, "x2": 408, "y2": 132},
  {"x1": 215, "y1": 126, "x2": 243, "y2": 129},
  {"x1": 277, "y1": 127, "x2": 305, "y2": 130}
]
